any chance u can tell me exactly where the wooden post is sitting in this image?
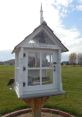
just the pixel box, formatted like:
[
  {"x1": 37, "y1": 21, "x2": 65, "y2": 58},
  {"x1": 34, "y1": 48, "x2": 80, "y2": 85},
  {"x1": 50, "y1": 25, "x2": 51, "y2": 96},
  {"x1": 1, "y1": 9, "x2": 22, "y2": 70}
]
[{"x1": 23, "y1": 97, "x2": 49, "y2": 117}]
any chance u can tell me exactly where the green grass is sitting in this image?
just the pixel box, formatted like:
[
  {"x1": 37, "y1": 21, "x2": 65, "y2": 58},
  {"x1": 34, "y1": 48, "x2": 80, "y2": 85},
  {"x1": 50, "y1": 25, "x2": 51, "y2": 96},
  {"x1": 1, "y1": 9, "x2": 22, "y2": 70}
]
[
  {"x1": 0, "y1": 65, "x2": 82, "y2": 117},
  {"x1": 0, "y1": 65, "x2": 27, "y2": 116},
  {"x1": 45, "y1": 65, "x2": 82, "y2": 117}
]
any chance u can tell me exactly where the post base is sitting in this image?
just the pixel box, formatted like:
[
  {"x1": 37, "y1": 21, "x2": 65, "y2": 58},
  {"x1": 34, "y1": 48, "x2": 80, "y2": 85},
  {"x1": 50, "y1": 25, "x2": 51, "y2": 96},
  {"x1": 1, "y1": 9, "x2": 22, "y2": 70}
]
[{"x1": 23, "y1": 97, "x2": 49, "y2": 117}]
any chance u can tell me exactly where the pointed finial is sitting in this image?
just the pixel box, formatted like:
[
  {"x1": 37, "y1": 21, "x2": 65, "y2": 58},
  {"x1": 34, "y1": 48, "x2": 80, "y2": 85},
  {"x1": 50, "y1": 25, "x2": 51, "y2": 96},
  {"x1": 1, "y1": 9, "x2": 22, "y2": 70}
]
[{"x1": 40, "y1": 3, "x2": 44, "y2": 24}]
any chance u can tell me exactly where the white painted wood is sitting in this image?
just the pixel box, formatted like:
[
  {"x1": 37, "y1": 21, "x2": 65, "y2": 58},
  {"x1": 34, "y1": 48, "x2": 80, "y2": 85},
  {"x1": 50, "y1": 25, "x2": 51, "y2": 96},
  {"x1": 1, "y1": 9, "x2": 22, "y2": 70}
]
[
  {"x1": 14, "y1": 47, "x2": 63, "y2": 98},
  {"x1": 57, "y1": 50, "x2": 63, "y2": 91},
  {"x1": 15, "y1": 46, "x2": 63, "y2": 97},
  {"x1": 14, "y1": 20, "x2": 67, "y2": 99},
  {"x1": 40, "y1": 4, "x2": 44, "y2": 24}
]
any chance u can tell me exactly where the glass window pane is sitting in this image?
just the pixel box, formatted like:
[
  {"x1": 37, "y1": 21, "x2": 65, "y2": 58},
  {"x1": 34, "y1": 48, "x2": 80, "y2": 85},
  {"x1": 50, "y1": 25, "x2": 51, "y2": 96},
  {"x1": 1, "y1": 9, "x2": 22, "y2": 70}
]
[
  {"x1": 42, "y1": 53, "x2": 53, "y2": 67},
  {"x1": 42, "y1": 69, "x2": 53, "y2": 85},
  {"x1": 28, "y1": 70, "x2": 40, "y2": 86},
  {"x1": 28, "y1": 52, "x2": 40, "y2": 67}
]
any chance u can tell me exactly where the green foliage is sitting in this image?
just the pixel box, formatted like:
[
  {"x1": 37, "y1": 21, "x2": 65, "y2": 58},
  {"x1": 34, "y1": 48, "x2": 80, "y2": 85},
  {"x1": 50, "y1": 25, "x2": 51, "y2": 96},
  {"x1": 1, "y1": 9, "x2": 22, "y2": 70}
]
[
  {"x1": 69, "y1": 53, "x2": 77, "y2": 64},
  {"x1": 0, "y1": 65, "x2": 82, "y2": 117}
]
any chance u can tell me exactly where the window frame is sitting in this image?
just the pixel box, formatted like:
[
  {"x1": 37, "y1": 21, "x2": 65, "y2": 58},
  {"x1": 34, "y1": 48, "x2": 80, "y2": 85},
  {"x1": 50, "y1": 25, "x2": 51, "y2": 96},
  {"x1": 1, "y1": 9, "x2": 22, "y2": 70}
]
[{"x1": 27, "y1": 50, "x2": 54, "y2": 86}]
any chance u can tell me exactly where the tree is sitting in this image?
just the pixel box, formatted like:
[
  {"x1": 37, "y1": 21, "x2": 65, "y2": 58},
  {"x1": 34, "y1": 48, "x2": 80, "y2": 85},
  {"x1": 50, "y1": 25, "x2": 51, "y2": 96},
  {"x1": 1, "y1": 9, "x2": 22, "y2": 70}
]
[
  {"x1": 78, "y1": 53, "x2": 82, "y2": 65},
  {"x1": 69, "y1": 53, "x2": 77, "y2": 65}
]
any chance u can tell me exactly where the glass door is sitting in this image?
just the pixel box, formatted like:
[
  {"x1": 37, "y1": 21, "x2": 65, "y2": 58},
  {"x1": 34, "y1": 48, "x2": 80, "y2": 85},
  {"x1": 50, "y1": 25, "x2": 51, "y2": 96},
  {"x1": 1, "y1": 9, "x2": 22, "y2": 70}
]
[
  {"x1": 28, "y1": 52, "x2": 40, "y2": 86},
  {"x1": 41, "y1": 52, "x2": 53, "y2": 85},
  {"x1": 27, "y1": 50, "x2": 54, "y2": 89}
]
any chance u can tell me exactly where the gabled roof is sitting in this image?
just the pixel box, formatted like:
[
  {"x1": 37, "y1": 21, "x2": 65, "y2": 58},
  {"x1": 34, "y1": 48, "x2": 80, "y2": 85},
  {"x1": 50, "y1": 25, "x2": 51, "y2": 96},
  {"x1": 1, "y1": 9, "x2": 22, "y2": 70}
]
[{"x1": 12, "y1": 21, "x2": 68, "y2": 53}]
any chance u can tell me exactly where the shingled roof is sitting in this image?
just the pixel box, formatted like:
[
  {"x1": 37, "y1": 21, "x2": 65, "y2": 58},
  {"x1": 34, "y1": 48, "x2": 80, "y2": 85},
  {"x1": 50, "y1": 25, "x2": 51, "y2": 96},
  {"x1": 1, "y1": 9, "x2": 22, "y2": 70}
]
[{"x1": 12, "y1": 21, "x2": 68, "y2": 53}]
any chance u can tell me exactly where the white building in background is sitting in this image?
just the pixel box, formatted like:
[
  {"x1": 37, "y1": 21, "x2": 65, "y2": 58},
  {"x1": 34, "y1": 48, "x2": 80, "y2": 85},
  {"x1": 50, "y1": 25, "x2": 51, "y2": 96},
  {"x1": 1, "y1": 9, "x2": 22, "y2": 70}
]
[{"x1": 12, "y1": 5, "x2": 68, "y2": 99}]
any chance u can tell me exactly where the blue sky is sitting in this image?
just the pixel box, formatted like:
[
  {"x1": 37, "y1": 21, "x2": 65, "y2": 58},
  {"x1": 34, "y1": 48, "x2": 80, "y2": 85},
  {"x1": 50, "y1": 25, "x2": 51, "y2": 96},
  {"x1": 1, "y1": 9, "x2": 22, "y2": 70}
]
[
  {"x1": 0, "y1": 0, "x2": 82, "y2": 61},
  {"x1": 0, "y1": 50, "x2": 14, "y2": 61},
  {"x1": 62, "y1": 1, "x2": 82, "y2": 34},
  {"x1": 63, "y1": 11, "x2": 82, "y2": 33}
]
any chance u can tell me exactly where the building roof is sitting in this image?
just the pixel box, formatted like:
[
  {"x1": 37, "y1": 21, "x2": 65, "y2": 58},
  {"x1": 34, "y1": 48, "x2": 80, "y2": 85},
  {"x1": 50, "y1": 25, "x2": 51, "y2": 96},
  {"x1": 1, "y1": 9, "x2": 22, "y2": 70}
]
[{"x1": 12, "y1": 21, "x2": 68, "y2": 53}]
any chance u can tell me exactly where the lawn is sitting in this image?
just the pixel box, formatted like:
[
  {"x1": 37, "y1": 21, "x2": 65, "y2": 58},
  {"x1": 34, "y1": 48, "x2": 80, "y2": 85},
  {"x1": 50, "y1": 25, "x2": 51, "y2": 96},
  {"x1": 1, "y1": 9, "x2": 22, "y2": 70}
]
[{"x1": 0, "y1": 65, "x2": 82, "y2": 117}]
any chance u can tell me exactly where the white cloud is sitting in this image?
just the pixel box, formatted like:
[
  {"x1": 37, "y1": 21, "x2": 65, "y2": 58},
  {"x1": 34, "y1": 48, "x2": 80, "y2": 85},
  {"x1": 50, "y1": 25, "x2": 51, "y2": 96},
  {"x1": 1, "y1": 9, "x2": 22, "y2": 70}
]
[
  {"x1": 0, "y1": 0, "x2": 82, "y2": 56},
  {"x1": 54, "y1": 0, "x2": 73, "y2": 7},
  {"x1": 75, "y1": 0, "x2": 82, "y2": 11},
  {"x1": 52, "y1": 0, "x2": 73, "y2": 17},
  {"x1": 53, "y1": 25, "x2": 82, "y2": 53},
  {"x1": 47, "y1": 0, "x2": 82, "y2": 54},
  {"x1": 76, "y1": 5, "x2": 82, "y2": 11},
  {"x1": 0, "y1": 0, "x2": 42, "y2": 50}
]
